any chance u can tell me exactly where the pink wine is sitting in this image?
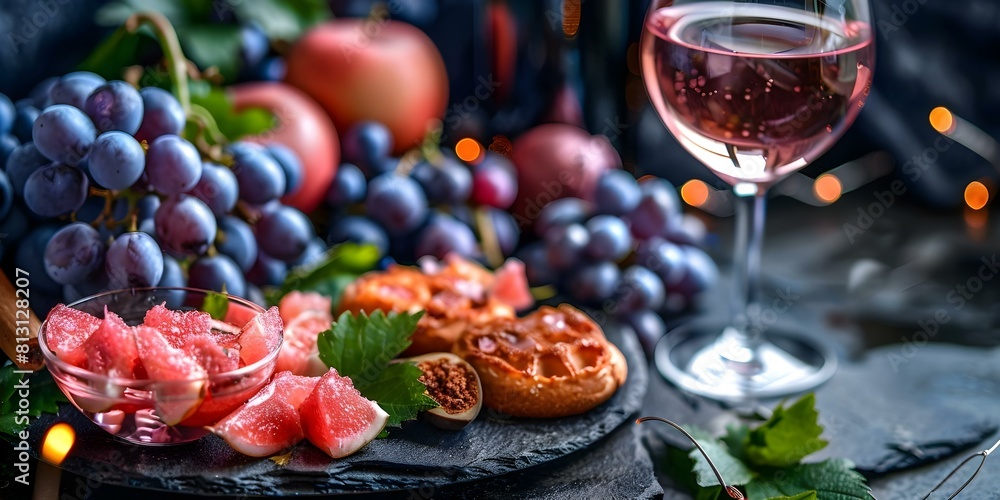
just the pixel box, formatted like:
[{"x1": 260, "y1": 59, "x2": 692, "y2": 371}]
[{"x1": 641, "y1": 3, "x2": 874, "y2": 186}]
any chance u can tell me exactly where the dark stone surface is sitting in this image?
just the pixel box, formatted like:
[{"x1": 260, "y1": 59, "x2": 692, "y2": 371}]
[{"x1": 25, "y1": 326, "x2": 650, "y2": 497}]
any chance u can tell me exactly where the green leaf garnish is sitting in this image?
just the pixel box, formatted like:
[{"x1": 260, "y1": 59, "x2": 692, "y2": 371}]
[
  {"x1": 316, "y1": 311, "x2": 437, "y2": 428},
  {"x1": 269, "y1": 243, "x2": 381, "y2": 309},
  {"x1": 689, "y1": 437, "x2": 756, "y2": 488},
  {"x1": 744, "y1": 459, "x2": 870, "y2": 500},
  {"x1": 201, "y1": 290, "x2": 229, "y2": 320},
  {"x1": 0, "y1": 362, "x2": 67, "y2": 436},
  {"x1": 745, "y1": 393, "x2": 828, "y2": 468},
  {"x1": 187, "y1": 82, "x2": 274, "y2": 140}
]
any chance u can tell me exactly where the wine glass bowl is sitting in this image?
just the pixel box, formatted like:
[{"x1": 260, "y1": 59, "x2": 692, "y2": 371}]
[{"x1": 641, "y1": 0, "x2": 875, "y2": 400}]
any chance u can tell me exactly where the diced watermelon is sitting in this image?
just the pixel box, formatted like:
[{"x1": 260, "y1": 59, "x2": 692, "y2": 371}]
[
  {"x1": 299, "y1": 368, "x2": 388, "y2": 459},
  {"x1": 143, "y1": 303, "x2": 213, "y2": 348},
  {"x1": 492, "y1": 258, "x2": 534, "y2": 310},
  {"x1": 135, "y1": 326, "x2": 207, "y2": 425},
  {"x1": 238, "y1": 307, "x2": 283, "y2": 365},
  {"x1": 278, "y1": 291, "x2": 332, "y2": 325},
  {"x1": 44, "y1": 304, "x2": 101, "y2": 367},
  {"x1": 82, "y1": 308, "x2": 140, "y2": 380},
  {"x1": 210, "y1": 371, "x2": 319, "y2": 457},
  {"x1": 276, "y1": 311, "x2": 331, "y2": 376},
  {"x1": 184, "y1": 335, "x2": 240, "y2": 375}
]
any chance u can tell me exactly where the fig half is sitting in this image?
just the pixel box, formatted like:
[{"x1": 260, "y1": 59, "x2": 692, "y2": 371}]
[{"x1": 410, "y1": 352, "x2": 483, "y2": 430}]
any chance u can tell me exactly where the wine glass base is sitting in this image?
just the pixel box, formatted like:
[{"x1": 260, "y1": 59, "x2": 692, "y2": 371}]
[{"x1": 655, "y1": 319, "x2": 837, "y2": 402}]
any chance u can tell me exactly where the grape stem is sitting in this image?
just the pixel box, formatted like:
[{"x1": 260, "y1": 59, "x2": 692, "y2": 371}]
[
  {"x1": 474, "y1": 207, "x2": 504, "y2": 269},
  {"x1": 125, "y1": 12, "x2": 190, "y2": 113}
]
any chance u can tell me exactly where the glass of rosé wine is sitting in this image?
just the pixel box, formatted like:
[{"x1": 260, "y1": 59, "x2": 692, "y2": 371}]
[{"x1": 641, "y1": 0, "x2": 874, "y2": 400}]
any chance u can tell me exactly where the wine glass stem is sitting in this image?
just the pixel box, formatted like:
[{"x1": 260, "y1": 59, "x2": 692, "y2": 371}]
[{"x1": 730, "y1": 184, "x2": 767, "y2": 350}]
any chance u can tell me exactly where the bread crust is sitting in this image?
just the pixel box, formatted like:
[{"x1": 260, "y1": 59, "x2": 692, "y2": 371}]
[{"x1": 453, "y1": 305, "x2": 628, "y2": 418}]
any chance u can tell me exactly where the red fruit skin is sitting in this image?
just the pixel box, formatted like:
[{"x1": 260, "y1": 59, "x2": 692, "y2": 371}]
[
  {"x1": 284, "y1": 20, "x2": 449, "y2": 154},
  {"x1": 510, "y1": 124, "x2": 621, "y2": 228},
  {"x1": 230, "y1": 82, "x2": 339, "y2": 214},
  {"x1": 488, "y1": 2, "x2": 517, "y2": 102},
  {"x1": 44, "y1": 304, "x2": 101, "y2": 367}
]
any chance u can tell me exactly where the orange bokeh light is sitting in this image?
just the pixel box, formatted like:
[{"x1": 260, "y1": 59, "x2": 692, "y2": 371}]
[
  {"x1": 455, "y1": 138, "x2": 482, "y2": 162},
  {"x1": 680, "y1": 180, "x2": 710, "y2": 207},
  {"x1": 41, "y1": 422, "x2": 75, "y2": 465},
  {"x1": 813, "y1": 174, "x2": 843, "y2": 203},
  {"x1": 965, "y1": 181, "x2": 989, "y2": 210},
  {"x1": 929, "y1": 107, "x2": 954, "y2": 134}
]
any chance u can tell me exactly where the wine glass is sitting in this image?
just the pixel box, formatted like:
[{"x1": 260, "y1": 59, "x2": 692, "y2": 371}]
[{"x1": 641, "y1": 0, "x2": 875, "y2": 400}]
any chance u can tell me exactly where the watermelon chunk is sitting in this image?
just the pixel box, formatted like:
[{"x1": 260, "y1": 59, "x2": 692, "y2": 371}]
[
  {"x1": 238, "y1": 307, "x2": 283, "y2": 365},
  {"x1": 276, "y1": 311, "x2": 331, "y2": 376},
  {"x1": 83, "y1": 308, "x2": 140, "y2": 380},
  {"x1": 492, "y1": 259, "x2": 534, "y2": 311},
  {"x1": 299, "y1": 368, "x2": 388, "y2": 459},
  {"x1": 44, "y1": 304, "x2": 101, "y2": 367},
  {"x1": 135, "y1": 326, "x2": 207, "y2": 425},
  {"x1": 210, "y1": 371, "x2": 319, "y2": 457},
  {"x1": 184, "y1": 335, "x2": 240, "y2": 375},
  {"x1": 143, "y1": 303, "x2": 213, "y2": 348},
  {"x1": 278, "y1": 291, "x2": 332, "y2": 325}
]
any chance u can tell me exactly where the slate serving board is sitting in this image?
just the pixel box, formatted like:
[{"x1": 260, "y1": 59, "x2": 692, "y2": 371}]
[{"x1": 27, "y1": 326, "x2": 648, "y2": 496}]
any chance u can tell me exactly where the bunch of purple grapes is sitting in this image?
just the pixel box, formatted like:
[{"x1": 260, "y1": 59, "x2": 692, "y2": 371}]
[
  {"x1": 324, "y1": 121, "x2": 521, "y2": 266},
  {"x1": 0, "y1": 72, "x2": 320, "y2": 308},
  {"x1": 517, "y1": 170, "x2": 719, "y2": 354}
]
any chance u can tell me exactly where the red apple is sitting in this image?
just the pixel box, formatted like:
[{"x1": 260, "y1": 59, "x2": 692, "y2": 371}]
[
  {"x1": 230, "y1": 82, "x2": 339, "y2": 214},
  {"x1": 284, "y1": 19, "x2": 449, "y2": 154},
  {"x1": 510, "y1": 124, "x2": 621, "y2": 227}
]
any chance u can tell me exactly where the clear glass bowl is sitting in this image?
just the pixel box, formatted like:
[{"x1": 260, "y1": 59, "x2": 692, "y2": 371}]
[{"x1": 39, "y1": 287, "x2": 280, "y2": 445}]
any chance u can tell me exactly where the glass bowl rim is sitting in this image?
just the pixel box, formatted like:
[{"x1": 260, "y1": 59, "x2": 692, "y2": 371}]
[{"x1": 39, "y1": 286, "x2": 280, "y2": 386}]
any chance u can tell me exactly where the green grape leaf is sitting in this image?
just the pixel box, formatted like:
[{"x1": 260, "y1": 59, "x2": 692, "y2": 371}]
[
  {"x1": 745, "y1": 393, "x2": 828, "y2": 468},
  {"x1": 744, "y1": 459, "x2": 873, "y2": 500},
  {"x1": 201, "y1": 290, "x2": 229, "y2": 320}
]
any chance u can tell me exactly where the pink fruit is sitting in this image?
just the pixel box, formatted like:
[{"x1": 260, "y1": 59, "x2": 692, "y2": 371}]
[
  {"x1": 299, "y1": 368, "x2": 388, "y2": 459},
  {"x1": 210, "y1": 371, "x2": 319, "y2": 457},
  {"x1": 143, "y1": 303, "x2": 213, "y2": 348},
  {"x1": 135, "y1": 326, "x2": 207, "y2": 425},
  {"x1": 83, "y1": 308, "x2": 140, "y2": 379},
  {"x1": 184, "y1": 336, "x2": 240, "y2": 375},
  {"x1": 44, "y1": 304, "x2": 101, "y2": 367},
  {"x1": 238, "y1": 307, "x2": 283, "y2": 365},
  {"x1": 223, "y1": 302, "x2": 260, "y2": 329},
  {"x1": 276, "y1": 311, "x2": 331, "y2": 375},
  {"x1": 492, "y1": 259, "x2": 534, "y2": 311},
  {"x1": 278, "y1": 291, "x2": 332, "y2": 325}
]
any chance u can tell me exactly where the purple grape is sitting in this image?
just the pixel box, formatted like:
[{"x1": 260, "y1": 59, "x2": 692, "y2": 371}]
[
  {"x1": 29, "y1": 77, "x2": 57, "y2": 109},
  {"x1": 471, "y1": 155, "x2": 517, "y2": 209},
  {"x1": 88, "y1": 131, "x2": 145, "y2": 190},
  {"x1": 292, "y1": 238, "x2": 327, "y2": 268},
  {"x1": 254, "y1": 57, "x2": 286, "y2": 81},
  {"x1": 325, "y1": 163, "x2": 366, "y2": 208},
  {"x1": 188, "y1": 254, "x2": 246, "y2": 297},
  {"x1": 614, "y1": 266, "x2": 665, "y2": 313},
  {"x1": 105, "y1": 232, "x2": 164, "y2": 288},
  {"x1": 191, "y1": 162, "x2": 239, "y2": 215},
  {"x1": 621, "y1": 309, "x2": 666, "y2": 357},
  {"x1": 566, "y1": 261, "x2": 621, "y2": 304},
  {"x1": 229, "y1": 142, "x2": 285, "y2": 203},
  {"x1": 326, "y1": 215, "x2": 389, "y2": 257},
  {"x1": 247, "y1": 252, "x2": 287, "y2": 287},
  {"x1": 666, "y1": 214, "x2": 708, "y2": 247},
  {"x1": 255, "y1": 205, "x2": 314, "y2": 262},
  {"x1": 669, "y1": 247, "x2": 719, "y2": 299},
  {"x1": 216, "y1": 215, "x2": 258, "y2": 272},
  {"x1": 155, "y1": 195, "x2": 217, "y2": 255},
  {"x1": 636, "y1": 237, "x2": 687, "y2": 286},
  {"x1": 0, "y1": 93, "x2": 13, "y2": 136},
  {"x1": 16, "y1": 226, "x2": 62, "y2": 295},
  {"x1": 146, "y1": 135, "x2": 202, "y2": 195},
  {"x1": 628, "y1": 178, "x2": 681, "y2": 240},
  {"x1": 0, "y1": 134, "x2": 19, "y2": 167},
  {"x1": 12, "y1": 103, "x2": 40, "y2": 143},
  {"x1": 135, "y1": 87, "x2": 185, "y2": 142},
  {"x1": 266, "y1": 143, "x2": 302, "y2": 195},
  {"x1": 43, "y1": 223, "x2": 105, "y2": 285},
  {"x1": 594, "y1": 170, "x2": 641, "y2": 216},
  {"x1": 240, "y1": 23, "x2": 269, "y2": 68},
  {"x1": 245, "y1": 283, "x2": 267, "y2": 307},
  {"x1": 534, "y1": 197, "x2": 592, "y2": 238},
  {"x1": 416, "y1": 213, "x2": 479, "y2": 260},
  {"x1": 32, "y1": 105, "x2": 96, "y2": 166},
  {"x1": 544, "y1": 223, "x2": 589, "y2": 271},
  {"x1": 411, "y1": 156, "x2": 472, "y2": 205},
  {"x1": 0, "y1": 170, "x2": 11, "y2": 220},
  {"x1": 487, "y1": 207, "x2": 520, "y2": 257},
  {"x1": 49, "y1": 72, "x2": 105, "y2": 109},
  {"x1": 516, "y1": 243, "x2": 554, "y2": 287},
  {"x1": 83, "y1": 81, "x2": 144, "y2": 134},
  {"x1": 23, "y1": 164, "x2": 89, "y2": 217},
  {"x1": 159, "y1": 254, "x2": 185, "y2": 288},
  {"x1": 7, "y1": 144, "x2": 51, "y2": 197},
  {"x1": 136, "y1": 194, "x2": 160, "y2": 221},
  {"x1": 341, "y1": 121, "x2": 393, "y2": 177},
  {"x1": 585, "y1": 215, "x2": 633, "y2": 261},
  {"x1": 365, "y1": 173, "x2": 428, "y2": 235}
]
